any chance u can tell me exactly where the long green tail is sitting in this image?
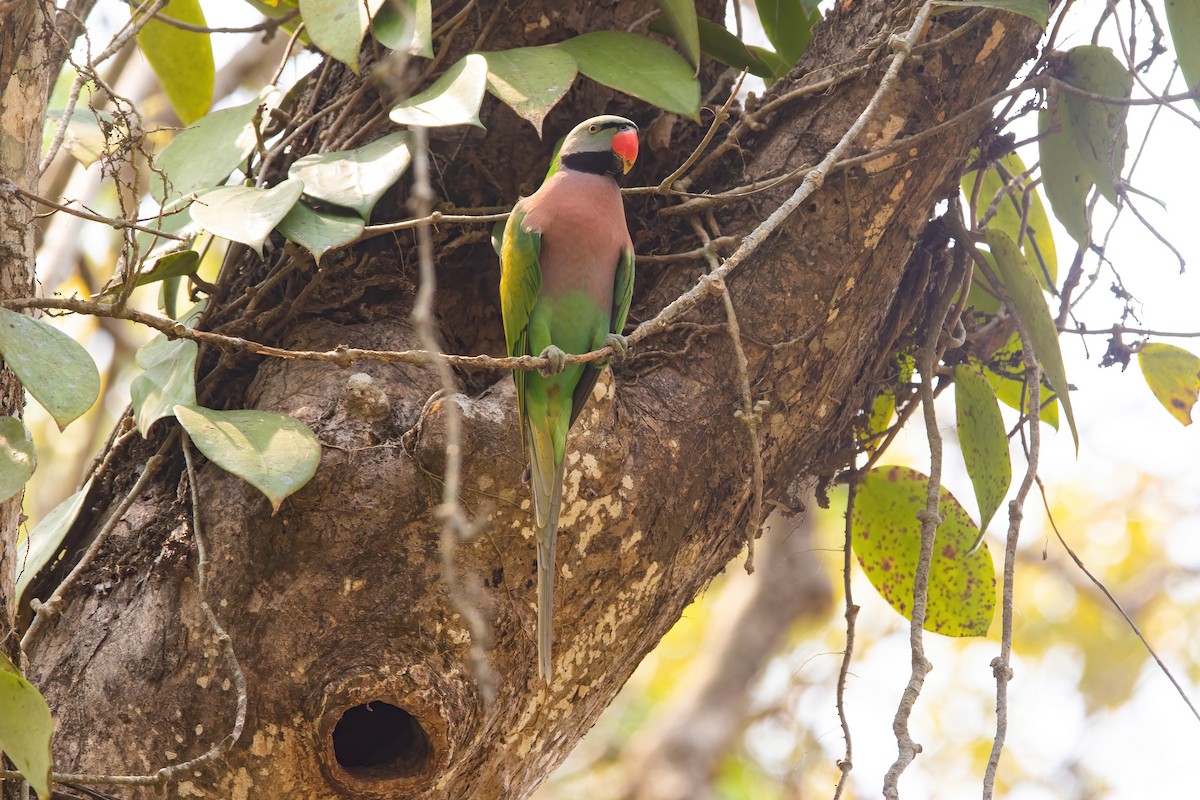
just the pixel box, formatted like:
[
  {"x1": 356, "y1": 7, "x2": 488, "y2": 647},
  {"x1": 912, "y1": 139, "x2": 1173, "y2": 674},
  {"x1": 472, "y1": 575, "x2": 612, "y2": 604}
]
[{"x1": 528, "y1": 420, "x2": 565, "y2": 682}]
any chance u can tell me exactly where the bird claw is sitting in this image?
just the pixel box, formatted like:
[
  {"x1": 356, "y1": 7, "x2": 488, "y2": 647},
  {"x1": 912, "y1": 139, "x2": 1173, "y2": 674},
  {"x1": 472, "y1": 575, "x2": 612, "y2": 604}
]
[
  {"x1": 538, "y1": 345, "x2": 568, "y2": 377},
  {"x1": 596, "y1": 333, "x2": 631, "y2": 368}
]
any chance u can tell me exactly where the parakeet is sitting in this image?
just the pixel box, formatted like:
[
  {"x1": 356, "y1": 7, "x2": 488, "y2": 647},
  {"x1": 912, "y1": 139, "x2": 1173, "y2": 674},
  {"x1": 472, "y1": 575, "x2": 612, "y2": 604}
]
[{"x1": 499, "y1": 115, "x2": 638, "y2": 681}]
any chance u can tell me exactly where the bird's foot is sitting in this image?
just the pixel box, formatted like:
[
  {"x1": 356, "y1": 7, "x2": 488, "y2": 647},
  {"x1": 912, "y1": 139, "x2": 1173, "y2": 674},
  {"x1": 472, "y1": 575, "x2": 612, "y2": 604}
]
[
  {"x1": 596, "y1": 333, "x2": 631, "y2": 368},
  {"x1": 538, "y1": 345, "x2": 568, "y2": 377}
]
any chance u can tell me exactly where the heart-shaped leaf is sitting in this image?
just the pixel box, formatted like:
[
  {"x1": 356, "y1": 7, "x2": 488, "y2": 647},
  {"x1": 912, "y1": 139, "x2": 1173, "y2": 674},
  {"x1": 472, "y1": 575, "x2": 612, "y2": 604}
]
[
  {"x1": 299, "y1": 0, "x2": 386, "y2": 71},
  {"x1": 0, "y1": 652, "x2": 53, "y2": 799},
  {"x1": 986, "y1": 229, "x2": 1078, "y2": 449},
  {"x1": 287, "y1": 131, "x2": 410, "y2": 218},
  {"x1": 154, "y1": 86, "x2": 282, "y2": 202},
  {"x1": 131, "y1": 336, "x2": 198, "y2": 437},
  {"x1": 0, "y1": 307, "x2": 99, "y2": 430},
  {"x1": 481, "y1": 47, "x2": 577, "y2": 136},
  {"x1": 655, "y1": 0, "x2": 701, "y2": 69},
  {"x1": 0, "y1": 416, "x2": 35, "y2": 504},
  {"x1": 955, "y1": 364, "x2": 1011, "y2": 537},
  {"x1": 175, "y1": 405, "x2": 322, "y2": 513},
  {"x1": 754, "y1": 0, "x2": 821, "y2": 65},
  {"x1": 191, "y1": 179, "x2": 306, "y2": 256},
  {"x1": 278, "y1": 202, "x2": 365, "y2": 262},
  {"x1": 1137, "y1": 342, "x2": 1200, "y2": 425},
  {"x1": 135, "y1": 0, "x2": 214, "y2": 124},
  {"x1": 852, "y1": 466, "x2": 995, "y2": 636},
  {"x1": 16, "y1": 479, "x2": 92, "y2": 608},
  {"x1": 389, "y1": 54, "x2": 489, "y2": 128},
  {"x1": 557, "y1": 32, "x2": 700, "y2": 120},
  {"x1": 373, "y1": 0, "x2": 432, "y2": 57}
]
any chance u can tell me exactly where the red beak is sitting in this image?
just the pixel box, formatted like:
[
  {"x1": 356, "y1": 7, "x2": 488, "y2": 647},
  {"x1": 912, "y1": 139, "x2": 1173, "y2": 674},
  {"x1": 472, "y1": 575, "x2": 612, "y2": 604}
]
[{"x1": 612, "y1": 128, "x2": 639, "y2": 174}]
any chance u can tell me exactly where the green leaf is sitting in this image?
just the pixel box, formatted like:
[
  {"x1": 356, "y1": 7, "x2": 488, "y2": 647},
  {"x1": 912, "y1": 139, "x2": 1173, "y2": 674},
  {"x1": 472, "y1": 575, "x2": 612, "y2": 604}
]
[
  {"x1": 0, "y1": 307, "x2": 99, "y2": 430},
  {"x1": 299, "y1": 0, "x2": 386, "y2": 71},
  {"x1": 0, "y1": 652, "x2": 53, "y2": 799},
  {"x1": 1057, "y1": 45, "x2": 1133, "y2": 205},
  {"x1": 191, "y1": 178, "x2": 306, "y2": 256},
  {"x1": 1037, "y1": 106, "x2": 1090, "y2": 248},
  {"x1": 1137, "y1": 342, "x2": 1200, "y2": 425},
  {"x1": 985, "y1": 229, "x2": 1078, "y2": 449},
  {"x1": 852, "y1": 466, "x2": 995, "y2": 636},
  {"x1": 754, "y1": 0, "x2": 820, "y2": 65},
  {"x1": 481, "y1": 47, "x2": 577, "y2": 136},
  {"x1": 374, "y1": 0, "x2": 432, "y2": 57},
  {"x1": 963, "y1": 151, "x2": 1057, "y2": 289},
  {"x1": 103, "y1": 249, "x2": 200, "y2": 298},
  {"x1": 954, "y1": 364, "x2": 1011, "y2": 537},
  {"x1": 288, "y1": 131, "x2": 410, "y2": 218},
  {"x1": 175, "y1": 405, "x2": 322, "y2": 513},
  {"x1": 932, "y1": 0, "x2": 1048, "y2": 28},
  {"x1": 389, "y1": 54, "x2": 489, "y2": 128},
  {"x1": 155, "y1": 86, "x2": 282, "y2": 202},
  {"x1": 278, "y1": 202, "x2": 365, "y2": 262},
  {"x1": 0, "y1": 417, "x2": 35, "y2": 504},
  {"x1": 745, "y1": 45, "x2": 792, "y2": 81},
  {"x1": 16, "y1": 479, "x2": 92, "y2": 608},
  {"x1": 557, "y1": 32, "x2": 701, "y2": 120},
  {"x1": 1165, "y1": 0, "x2": 1200, "y2": 112},
  {"x1": 131, "y1": 334, "x2": 198, "y2": 437},
  {"x1": 42, "y1": 109, "x2": 116, "y2": 167},
  {"x1": 655, "y1": 0, "x2": 701, "y2": 69},
  {"x1": 984, "y1": 331, "x2": 1060, "y2": 429},
  {"x1": 135, "y1": 0, "x2": 215, "y2": 124}
]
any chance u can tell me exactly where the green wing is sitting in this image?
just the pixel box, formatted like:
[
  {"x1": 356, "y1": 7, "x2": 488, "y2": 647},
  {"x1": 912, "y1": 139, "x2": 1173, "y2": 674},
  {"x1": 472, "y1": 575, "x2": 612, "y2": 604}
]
[
  {"x1": 569, "y1": 245, "x2": 635, "y2": 428},
  {"x1": 500, "y1": 203, "x2": 542, "y2": 445}
]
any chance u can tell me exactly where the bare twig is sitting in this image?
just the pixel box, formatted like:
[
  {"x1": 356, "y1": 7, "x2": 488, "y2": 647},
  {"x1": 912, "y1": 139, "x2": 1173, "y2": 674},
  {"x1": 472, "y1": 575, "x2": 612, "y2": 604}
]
[
  {"x1": 832, "y1": 472, "x2": 860, "y2": 800},
  {"x1": 2, "y1": 179, "x2": 189, "y2": 240},
  {"x1": 408, "y1": 125, "x2": 495, "y2": 702}
]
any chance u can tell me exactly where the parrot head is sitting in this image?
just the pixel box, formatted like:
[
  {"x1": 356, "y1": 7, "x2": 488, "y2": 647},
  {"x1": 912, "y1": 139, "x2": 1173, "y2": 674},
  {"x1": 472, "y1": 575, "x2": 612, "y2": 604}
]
[{"x1": 554, "y1": 115, "x2": 639, "y2": 180}]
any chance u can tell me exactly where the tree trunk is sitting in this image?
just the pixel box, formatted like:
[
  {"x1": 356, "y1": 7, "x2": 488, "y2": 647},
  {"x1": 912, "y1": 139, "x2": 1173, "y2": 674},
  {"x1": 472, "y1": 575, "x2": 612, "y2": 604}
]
[{"x1": 23, "y1": 1, "x2": 1042, "y2": 797}]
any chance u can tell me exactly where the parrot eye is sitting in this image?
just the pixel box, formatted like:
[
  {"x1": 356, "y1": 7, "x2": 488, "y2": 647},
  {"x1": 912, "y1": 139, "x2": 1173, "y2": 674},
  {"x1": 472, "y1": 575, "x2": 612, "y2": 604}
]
[{"x1": 588, "y1": 124, "x2": 600, "y2": 134}]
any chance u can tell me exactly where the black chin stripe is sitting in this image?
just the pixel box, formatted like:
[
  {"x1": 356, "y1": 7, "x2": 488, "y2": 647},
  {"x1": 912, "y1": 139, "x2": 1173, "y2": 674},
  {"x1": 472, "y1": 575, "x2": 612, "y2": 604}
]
[{"x1": 561, "y1": 150, "x2": 618, "y2": 176}]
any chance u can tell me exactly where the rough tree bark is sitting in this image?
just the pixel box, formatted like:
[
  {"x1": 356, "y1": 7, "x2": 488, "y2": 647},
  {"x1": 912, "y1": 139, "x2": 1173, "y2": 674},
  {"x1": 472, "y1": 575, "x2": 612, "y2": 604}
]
[{"x1": 20, "y1": 1, "x2": 1042, "y2": 798}]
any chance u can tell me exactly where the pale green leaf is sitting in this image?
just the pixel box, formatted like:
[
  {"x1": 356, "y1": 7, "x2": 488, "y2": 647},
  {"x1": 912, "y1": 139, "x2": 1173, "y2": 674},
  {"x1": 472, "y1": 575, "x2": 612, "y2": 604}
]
[
  {"x1": 0, "y1": 308, "x2": 99, "y2": 430},
  {"x1": 191, "y1": 179, "x2": 306, "y2": 256},
  {"x1": 103, "y1": 249, "x2": 200, "y2": 298},
  {"x1": 299, "y1": 0, "x2": 386, "y2": 71},
  {"x1": 131, "y1": 335, "x2": 198, "y2": 437},
  {"x1": 42, "y1": 109, "x2": 116, "y2": 167},
  {"x1": 175, "y1": 405, "x2": 321, "y2": 513},
  {"x1": 655, "y1": 0, "x2": 701, "y2": 69},
  {"x1": 754, "y1": 0, "x2": 820, "y2": 65},
  {"x1": 481, "y1": 47, "x2": 577, "y2": 136},
  {"x1": 852, "y1": 466, "x2": 995, "y2": 636},
  {"x1": 135, "y1": 0, "x2": 215, "y2": 124},
  {"x1": 0, "y1": 417, "x2": 35, "y2": 504},
  {"x1": 962, "y1": 151, "x2": 1057, "y2": 289},
  {"x1": 984, "y1": 330, "x2": 1060, "y2": 429},
  {"x1": 287, "y1": 131, "x2": 410, "y2": 218},
  {"x1": 1137, "y1": 342, "x2": 1200, "y2": 425},
  {"x1": 932, "y1": 0, "x2": 1048, "y2": 28},
  {"x1": 986, "y1": 229, "x2": 1078, "y2": 449},
  {"x1": 954, "y1": 364, "x2": 1011, "y2": 537},
  {"x1": 154, "y1": 86, "x2": 282, "y2": 202},
  {"x1": 557, "y1": 32, "x2": 700, "y2": 120},
  {"x1": 1058, "y1": 45, "x2": 1133, "y2": 205},
  {"x1": 1037, "y1": 106, "x2": 1090, "y2": 248},
  {"x1": 0, "y1": 652, "x2": 53, "y2": 799},
  {"x1": 389, "y1": 54, "x2": 489, "y2": 128},
  {"x1": 1165, "y1": 0, "x2": 1200, "y2": 112},
  {"x1": 277, "y1": 202, "x2": 365, "y2": 262},
  {"x1": 374, "y1": 0, "x2": 432, "y2": 57},
  {"x1": 16, "y1": 479, "x2": 92, "y2": 608}
]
